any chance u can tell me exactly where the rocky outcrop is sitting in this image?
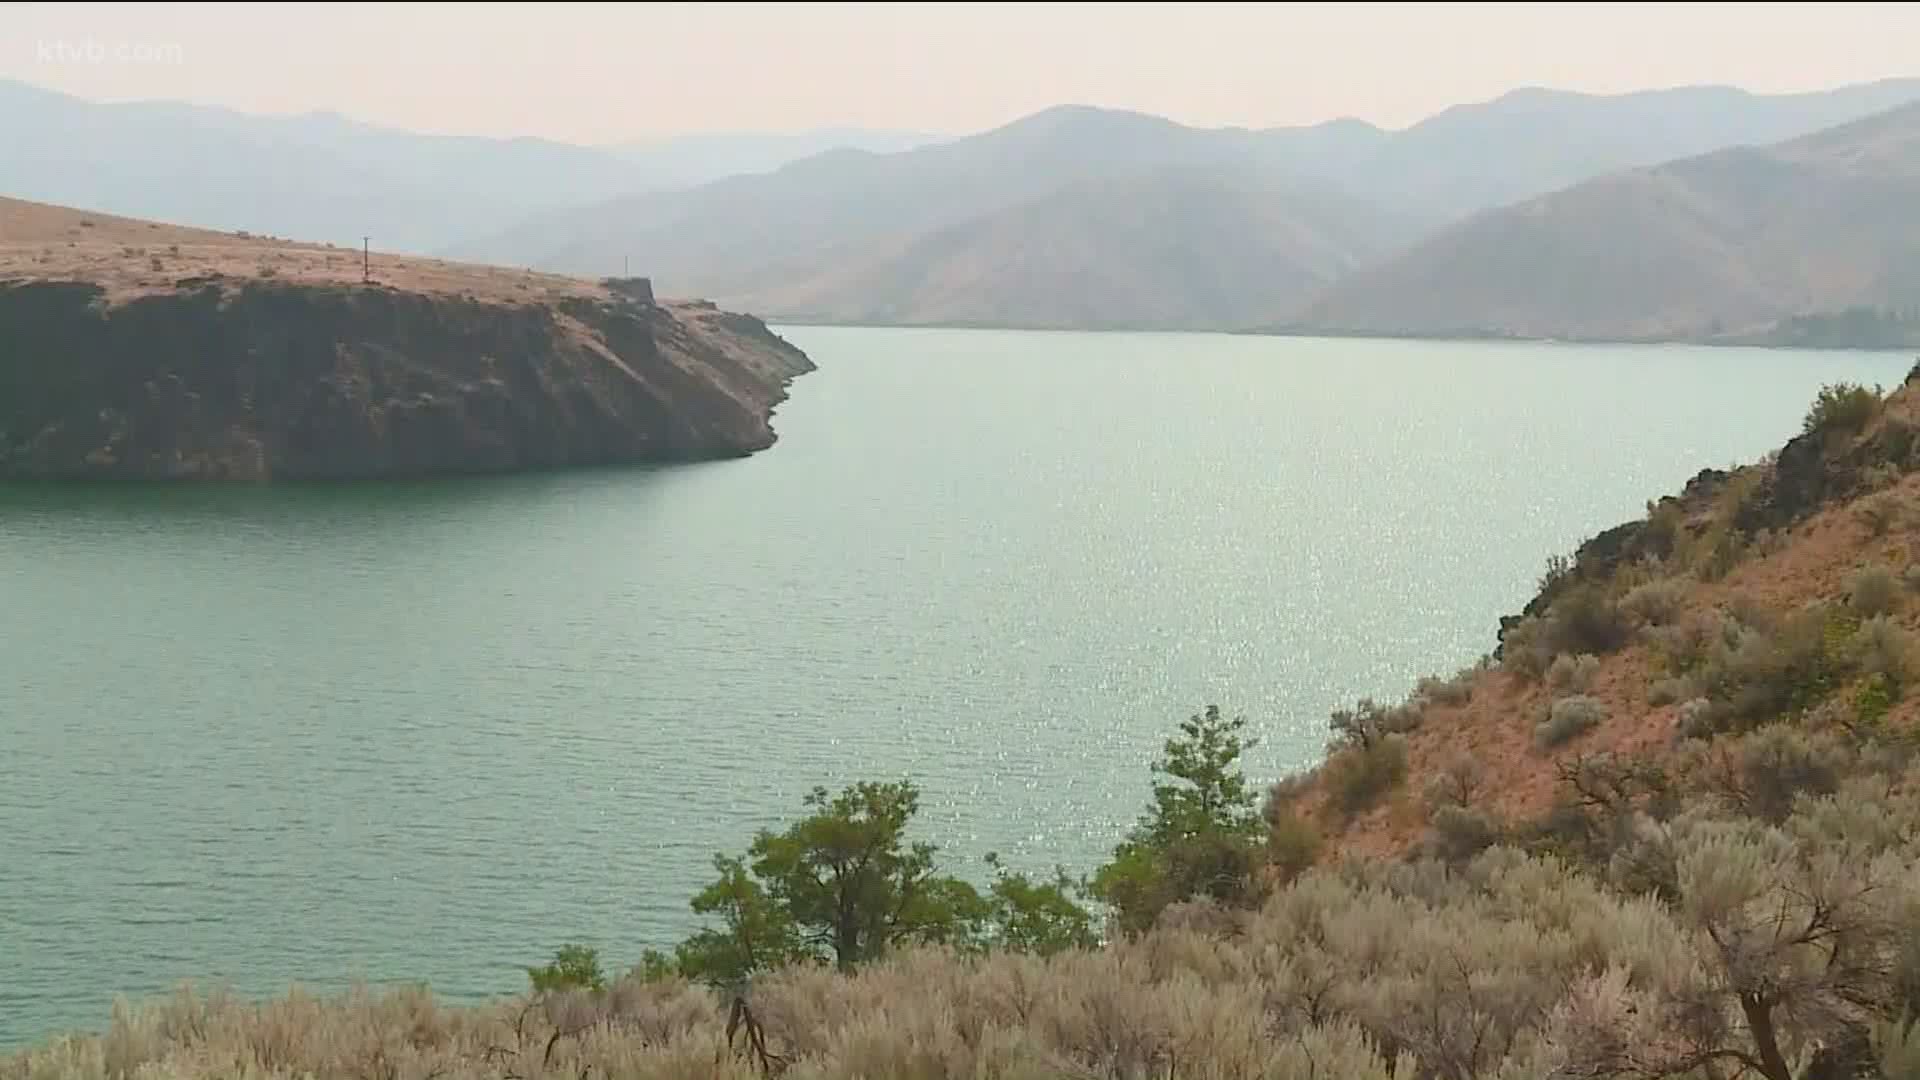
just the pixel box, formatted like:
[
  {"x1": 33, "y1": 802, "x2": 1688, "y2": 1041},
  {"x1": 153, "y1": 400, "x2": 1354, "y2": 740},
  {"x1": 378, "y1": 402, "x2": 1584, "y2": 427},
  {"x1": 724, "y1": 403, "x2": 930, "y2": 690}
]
[
  {"x1": 1499, "y1": 363, "x2": 1920, "y2": 653},
  {"x1": 0, "y1": 278, "x2": 814, "y2": 480}
]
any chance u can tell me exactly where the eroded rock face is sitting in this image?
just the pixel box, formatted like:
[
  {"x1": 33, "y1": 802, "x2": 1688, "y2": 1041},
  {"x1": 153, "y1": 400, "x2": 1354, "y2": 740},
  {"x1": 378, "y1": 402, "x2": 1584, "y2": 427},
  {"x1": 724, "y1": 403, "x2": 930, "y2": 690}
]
[{"x1": 0, "y1": 280, "x2": 814, "y2": 480}]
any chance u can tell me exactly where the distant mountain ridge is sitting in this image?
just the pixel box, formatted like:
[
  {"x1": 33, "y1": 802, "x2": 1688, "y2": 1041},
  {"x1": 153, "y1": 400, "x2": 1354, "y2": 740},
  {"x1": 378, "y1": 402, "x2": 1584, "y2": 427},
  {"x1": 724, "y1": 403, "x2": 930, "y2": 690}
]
[
  {"x1": 0, "y1": 80, "x2": 926, "y2": 255},
  {"x1": 452, "y1": 78, "x2": 1920, "y2": 330},
  {"x1": 1290, "y1": 100, "x2": 1920, "y2": 345},
  {"x1": 6, "y1": 76, "x2": 1920, "y2": 337}
]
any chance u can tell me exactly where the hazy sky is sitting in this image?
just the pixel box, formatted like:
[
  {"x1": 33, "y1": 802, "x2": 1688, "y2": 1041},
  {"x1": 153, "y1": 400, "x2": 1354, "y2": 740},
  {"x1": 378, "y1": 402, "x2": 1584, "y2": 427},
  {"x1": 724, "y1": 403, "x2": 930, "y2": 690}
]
[{"x1": 3, "y1": 2, "x2": 1917, "y2": 143}]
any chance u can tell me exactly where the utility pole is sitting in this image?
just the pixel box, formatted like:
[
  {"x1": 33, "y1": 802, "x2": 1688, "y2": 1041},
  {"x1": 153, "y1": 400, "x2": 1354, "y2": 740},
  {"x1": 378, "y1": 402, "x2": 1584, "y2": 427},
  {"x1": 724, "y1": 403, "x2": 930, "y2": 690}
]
[{"x1": 362, "y1": 237, "x2": 370, "y2": 283}]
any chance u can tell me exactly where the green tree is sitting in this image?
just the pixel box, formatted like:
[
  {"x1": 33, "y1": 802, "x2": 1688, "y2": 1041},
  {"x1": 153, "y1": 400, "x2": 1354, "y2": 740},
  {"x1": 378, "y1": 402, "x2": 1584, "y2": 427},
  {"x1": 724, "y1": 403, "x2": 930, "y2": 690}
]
[
  {"x1": 670, "y1": 780, "x2": 988, "y2": 979},
  {"x1": 982, "y1": 852, "x2": 1097, "y2": 955},
  {"x1": 527, "y1": 943, "x2": 605, "y2": 994},
  {"x1": 1090, "y1": 705, "x2": 1269, "y2": 934},
  {"x1": 663, "y1": 854, "x2": 810, "y2": 987}
]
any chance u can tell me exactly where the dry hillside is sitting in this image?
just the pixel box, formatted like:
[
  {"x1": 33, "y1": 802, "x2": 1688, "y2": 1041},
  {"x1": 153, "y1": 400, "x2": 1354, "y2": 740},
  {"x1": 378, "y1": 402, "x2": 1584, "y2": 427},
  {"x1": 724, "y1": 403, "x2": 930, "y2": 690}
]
[
  {"x1": 0, "y1": 196, "x2": 609, "y2": 306},
  {"x1": 1275, "y1": 365, "x2": 1920, "y2": 862},
  {"x1": 1296, "y1": 101, "x2": 1920, "y2": 343},
  {"x1": 736, "y1": 168, "x2": 1411, "y2": 331}
]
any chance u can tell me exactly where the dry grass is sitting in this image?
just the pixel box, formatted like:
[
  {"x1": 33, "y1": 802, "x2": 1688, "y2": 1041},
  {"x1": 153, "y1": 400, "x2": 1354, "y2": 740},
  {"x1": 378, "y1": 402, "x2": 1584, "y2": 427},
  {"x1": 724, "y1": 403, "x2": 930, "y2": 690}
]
[
  {"x1": 15, "y1": 773, "x2": 1917, "y2": 1080},
  {"x1": 1297, "y1": 384, "x2": 1920, "y2": 859},
  {"x1": 0, "y1": 196, "x2": 615, "y2": 307}
]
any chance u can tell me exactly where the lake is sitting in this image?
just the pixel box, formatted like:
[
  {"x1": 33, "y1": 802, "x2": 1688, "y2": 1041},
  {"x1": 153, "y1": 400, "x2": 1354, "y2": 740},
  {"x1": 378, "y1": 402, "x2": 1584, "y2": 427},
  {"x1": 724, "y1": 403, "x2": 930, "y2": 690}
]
[{"x1": 0, "y1": 327, "x2": 1909, "y2": 1046}]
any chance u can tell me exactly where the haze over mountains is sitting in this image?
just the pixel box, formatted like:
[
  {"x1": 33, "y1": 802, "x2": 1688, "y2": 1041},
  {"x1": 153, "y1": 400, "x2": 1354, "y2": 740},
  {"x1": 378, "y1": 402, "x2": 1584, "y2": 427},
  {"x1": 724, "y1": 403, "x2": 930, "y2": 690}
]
[
  {"x1": 453, "y1": 78, "x2": 1920, "y2": 331},
  {"x1": 4, "y1": 75, "x2": 1919, "y2": 339},
  {"x1": 1297, "y1": 100, "x2": 1920, "y2": 344},
  {"x1": 0, "y1": 79, "x2": 936, "y2": 255}
]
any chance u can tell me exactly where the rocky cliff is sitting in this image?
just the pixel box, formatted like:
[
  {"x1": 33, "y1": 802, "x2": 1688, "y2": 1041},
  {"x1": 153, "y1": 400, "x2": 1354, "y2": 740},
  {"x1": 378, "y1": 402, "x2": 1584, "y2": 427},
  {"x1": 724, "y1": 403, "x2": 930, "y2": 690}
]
[{"x1": 0, "y1": 198, "x2": 815, "y2": 480}]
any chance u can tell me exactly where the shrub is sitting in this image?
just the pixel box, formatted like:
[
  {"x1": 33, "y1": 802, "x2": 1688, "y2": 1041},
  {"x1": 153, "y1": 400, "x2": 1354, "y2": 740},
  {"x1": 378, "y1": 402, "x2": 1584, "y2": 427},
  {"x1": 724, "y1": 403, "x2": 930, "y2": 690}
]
[
  {"x1": 1854, "y1": 672, "x2": 1898, "y2": 730},
  {"x1": 1677, "y1": 697, "x2": 1718, "y2": 740},
  {"x1": 1647, "y1": 675, "x2": 1697, "y2": 707},
  {"x1": 1265, "y1": 772, "x2": 1312, "y2": 813},
  {"x1": 1647, "y1": 612, "x2": 1725, "y2": 675},
  {"x1": 529, "y1": 944, "x2": 606, "y2": 993},
  {"x1": 1904, "y1": 563, "x2": 1920, "y2": 593},
  {"x1": 1862, "y1": 464, "x2": 1905, "y2": 494},
  {"x1": 1641, "y1": 499, "x2": 1685, "y2": 560},
  {"x1": 1691, "y1": 604, "x2": 1847, "y2": 732},
  {"x1": 1622, "y1": 577, "x2": 1689, "y2": 628},
  {"x1": 1422, "y1": 751, "x2": 1486, "y2": 813},
  {"x1": 1501, "y1": 616, "x2": 1555, "y2": 680},
  {"x1": 1536, "y1": 695, "x2": 1606, "y2": 749},
  {"x1": 1539, "y1": 552, "x2": 1574, "y2": 595},
  {"x1": 1804, "y1": 381, "x2": 1883, "y2": 438},
  {"x1": 1327, "y1": 697, "x2": 1421, "y2": 751},
  {"x1": 1551, "y1": 584, "x2": 1633, "y2": 656},
  {"x1": 1701, "y1": 724, "x2": 1846, "y2": 824},
  {"x1": 1694, "y1": 527, "x2": 1748, "y2": 582},
  {"x1": 1416, "y1": 669, "x2": 1474, "y2": 707},
  {"x1": 1266, "y1": 807, "x2": 1322, "y2": 883},
  {"x1": 1546, "y1": 652, "x2": 1601, "y2": 695},
  {"x1": 1850, "y1": 564, "x2": 1901, "y2": 618},
  {"x1": 1322, "y1": 734, "x2": 1408, "y2": 817},
  {"x1": 1859, "y1": 495, "x2": 1904, "y2": 535},
  {"x1": 1850, "y1": 615, "x2": 1918, "y2": 686},
  {"x1": 1424, "y1": 805, "x2": 1503, "y2": 863}
]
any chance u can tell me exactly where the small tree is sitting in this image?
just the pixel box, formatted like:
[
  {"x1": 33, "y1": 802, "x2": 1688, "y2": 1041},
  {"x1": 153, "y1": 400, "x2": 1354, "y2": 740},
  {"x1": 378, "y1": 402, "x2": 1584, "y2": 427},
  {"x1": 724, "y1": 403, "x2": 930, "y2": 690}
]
[
  {"x1": 664, "y1": 854, "x2": 810, "y2": 987},
  {"x1": 527, "y1": 943, "x2": 605, "y2": 994},
  {"x1": 1091, "y1": 705, "x2": 1268, "y2": 934},
  {"x1": 981, "y1": 852, "x2": 1097, "y2": 956},
  {"x1": 667, "y1": 780, "x2": 987, "y2": 979},
  {"x1": 1804, "y1": 382, "x2": 1883, "y2": 438}
]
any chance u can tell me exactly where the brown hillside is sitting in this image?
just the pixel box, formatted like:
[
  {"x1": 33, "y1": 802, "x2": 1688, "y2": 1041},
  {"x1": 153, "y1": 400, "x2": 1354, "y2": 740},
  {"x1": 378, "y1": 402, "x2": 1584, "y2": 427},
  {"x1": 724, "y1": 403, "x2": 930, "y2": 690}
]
[
  {"x1": 1294, "y1": 102, "x2": 1920, "y2": 343},
  {"x1": 1280, "y1": 364, "x2": 1920, "y2": 861},
  {"x1": 0, "y1": 196, "x2": 607, "y2": 306},
  {"x1": 729, "y1": 169, "x2": 1411, "y2": 331}
]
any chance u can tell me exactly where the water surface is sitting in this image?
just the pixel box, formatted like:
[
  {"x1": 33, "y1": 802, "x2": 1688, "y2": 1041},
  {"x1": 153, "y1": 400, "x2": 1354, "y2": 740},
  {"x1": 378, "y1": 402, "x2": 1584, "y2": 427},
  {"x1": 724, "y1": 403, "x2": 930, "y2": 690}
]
[{"x1": 1, "y1": 328, "x2": 1907, "y2": 1045}]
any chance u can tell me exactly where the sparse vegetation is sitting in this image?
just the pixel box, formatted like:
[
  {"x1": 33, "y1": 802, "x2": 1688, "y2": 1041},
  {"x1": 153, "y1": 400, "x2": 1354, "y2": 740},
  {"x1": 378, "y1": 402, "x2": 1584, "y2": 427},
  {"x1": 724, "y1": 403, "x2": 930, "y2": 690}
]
[
  {"x1": 1803, "y1": 380, "x2": 1883, "y2": 438},
  {"x1": 1422, "y1": 803, "x2": 1502, "y2": 861},
  {"x1": 1858, "y1": 492, "x2": 1907, "y2": 534},
  {"x1": 24, "y1": 381, "x2": 1920, "y2": 1080},
  {"x1": 1415, "y1": 667, "x2": 1475, "y2": 706},
  {"x1": 1546, "y1": 651, "x2": 1601, "y2": 694},
  {"x1": 1850, "y1": 563, "x2": 1901, "y2": 617},
  {"x1": 1647, "y1": 675, "x2": 1695, "y2": 706},
  {"x1": 1862, "y1": 462, "x2": 1905, "y2": 493},
  {"x1": 1536, "y1": 694, "x2": 1606, "y2": 748},
  {"x1": 1422, "y1": 750, "x2": 1486, "y2": 812},
  {"x1": 1622, "y1": 575, "x2": 1689, "y2": 627},
  {"x1": 1321, "y1": 733, "x2": 1409, "y2": 817}
]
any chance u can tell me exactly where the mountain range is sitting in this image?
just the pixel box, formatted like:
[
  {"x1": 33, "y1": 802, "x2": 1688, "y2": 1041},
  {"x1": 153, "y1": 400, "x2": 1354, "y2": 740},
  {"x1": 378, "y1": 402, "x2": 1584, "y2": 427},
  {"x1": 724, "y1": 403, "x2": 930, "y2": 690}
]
[
  {"x1": 0, "y1": 79, "x2": 933, "y2": 255},
  {"x1": 450, "y1": 78, "x2": 1920, "y2": 332},
  {"x1": 4, "y1": 76, "x2": 1920, "y2": 340},
  {"x1": 1296, "y1": 100, "x2": 1920, "y2": 343}
]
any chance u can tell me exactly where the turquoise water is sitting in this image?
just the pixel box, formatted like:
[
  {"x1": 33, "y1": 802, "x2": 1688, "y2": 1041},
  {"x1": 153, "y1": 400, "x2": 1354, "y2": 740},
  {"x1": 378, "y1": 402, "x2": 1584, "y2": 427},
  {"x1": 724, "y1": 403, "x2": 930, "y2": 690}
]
[{"x1": 0, "y1": 327, "x2": 1908, "y2": 1046}]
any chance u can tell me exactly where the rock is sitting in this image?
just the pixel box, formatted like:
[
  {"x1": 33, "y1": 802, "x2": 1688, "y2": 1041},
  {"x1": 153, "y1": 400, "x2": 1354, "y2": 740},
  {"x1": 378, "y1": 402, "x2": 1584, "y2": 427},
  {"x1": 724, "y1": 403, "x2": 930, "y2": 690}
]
[
  {"x1": 0, "y1": 279, "x2": 814, "y2": 480},
  {"x1": 604, "y1": 277, "x2": 655, "y2": 305}
]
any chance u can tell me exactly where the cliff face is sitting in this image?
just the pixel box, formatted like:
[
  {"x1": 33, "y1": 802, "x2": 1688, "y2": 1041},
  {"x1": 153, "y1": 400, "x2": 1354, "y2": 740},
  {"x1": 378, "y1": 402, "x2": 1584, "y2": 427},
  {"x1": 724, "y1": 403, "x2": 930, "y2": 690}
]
[{"x1": 0, "y1": 279, "x2": 814, "y2": 480}]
